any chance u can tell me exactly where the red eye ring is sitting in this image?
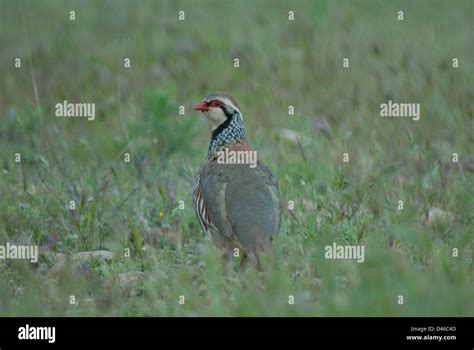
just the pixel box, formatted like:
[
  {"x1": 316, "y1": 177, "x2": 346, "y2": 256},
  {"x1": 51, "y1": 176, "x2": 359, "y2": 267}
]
[{"x1": 210, "y1": 100, "x2": 222, "y2": 108}]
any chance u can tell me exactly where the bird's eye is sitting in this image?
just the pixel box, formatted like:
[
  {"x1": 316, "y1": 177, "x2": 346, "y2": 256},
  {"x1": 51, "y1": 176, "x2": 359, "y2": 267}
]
[{"x1": 210, "y1": 100, "x2": 222, "y2": 107}]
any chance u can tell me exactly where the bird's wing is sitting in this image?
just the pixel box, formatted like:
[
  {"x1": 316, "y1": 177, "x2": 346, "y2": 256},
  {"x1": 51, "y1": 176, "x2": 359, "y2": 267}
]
[
  {"x1": 198, "y1": 160, "x2": 235, "y2": 238},
  {"x1": 224, "y1": 163, "x2": 281, "y2": 249}
]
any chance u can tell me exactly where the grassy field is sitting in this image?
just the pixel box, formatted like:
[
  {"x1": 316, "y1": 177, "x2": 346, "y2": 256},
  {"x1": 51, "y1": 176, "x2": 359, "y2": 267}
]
[{"x1": 0, "y1": 0, "x2": 473, "y2": 316}]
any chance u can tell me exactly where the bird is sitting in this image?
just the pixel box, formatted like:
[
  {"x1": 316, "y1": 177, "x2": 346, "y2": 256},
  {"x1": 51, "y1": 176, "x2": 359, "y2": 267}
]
[{"x1": 192, "y1": 92, "x2": 281, "y2": 269}]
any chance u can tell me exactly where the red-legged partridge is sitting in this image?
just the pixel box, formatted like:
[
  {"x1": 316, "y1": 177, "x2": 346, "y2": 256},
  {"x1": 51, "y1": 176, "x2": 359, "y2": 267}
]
[{"x1": 193, "y1": 92, "x2": 281, "y2": 268}]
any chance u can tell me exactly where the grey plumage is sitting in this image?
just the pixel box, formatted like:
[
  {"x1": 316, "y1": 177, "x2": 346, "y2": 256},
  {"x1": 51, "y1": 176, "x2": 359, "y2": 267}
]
[{"x1": 200, "y1": 161, "x2": 281, "y2": 255}]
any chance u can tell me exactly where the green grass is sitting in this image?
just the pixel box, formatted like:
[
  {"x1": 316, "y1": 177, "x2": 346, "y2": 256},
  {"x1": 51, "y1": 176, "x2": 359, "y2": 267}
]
[{"x1": 0, "y1": 0, "x2": 473, "y2": 316}]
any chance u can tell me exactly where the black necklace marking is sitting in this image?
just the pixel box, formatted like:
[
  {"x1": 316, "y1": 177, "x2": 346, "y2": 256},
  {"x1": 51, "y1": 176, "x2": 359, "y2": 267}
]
[{"x1": 207, "y1": 107, "x2": 246, "y2": 159}]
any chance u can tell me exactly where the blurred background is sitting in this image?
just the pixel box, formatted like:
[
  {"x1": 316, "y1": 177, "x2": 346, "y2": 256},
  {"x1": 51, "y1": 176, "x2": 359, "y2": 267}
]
[{"x1": 0, "y1": 0, "x2": 473, "y2": 316}]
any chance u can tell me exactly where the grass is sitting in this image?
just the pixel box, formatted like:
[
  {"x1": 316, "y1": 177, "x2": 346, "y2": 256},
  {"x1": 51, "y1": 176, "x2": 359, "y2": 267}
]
[{"x1": 0, "y1": 0, "x2": 473, "y2": 316}]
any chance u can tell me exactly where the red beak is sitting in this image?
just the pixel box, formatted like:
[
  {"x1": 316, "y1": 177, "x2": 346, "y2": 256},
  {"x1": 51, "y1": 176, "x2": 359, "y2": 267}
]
[{"x1": 194, "y1": 102, "x2": 209, "y2": 112}]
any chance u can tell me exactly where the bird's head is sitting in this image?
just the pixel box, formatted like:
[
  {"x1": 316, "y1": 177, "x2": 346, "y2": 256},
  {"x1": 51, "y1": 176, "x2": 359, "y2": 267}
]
[
  {"x1": 193, "y1": 92, "x2": 243, "y2": 130},
  {"x1": 194, "y1": 92, "x2": 246, "y2": 158}
]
